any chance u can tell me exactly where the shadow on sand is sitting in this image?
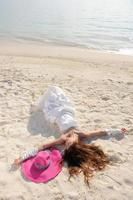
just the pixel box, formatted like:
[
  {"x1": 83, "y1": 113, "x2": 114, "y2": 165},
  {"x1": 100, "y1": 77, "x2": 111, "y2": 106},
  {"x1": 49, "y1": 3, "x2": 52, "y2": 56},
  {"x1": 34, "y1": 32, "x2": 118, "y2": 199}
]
[{"x1": 27, "y1": 110, "x2": 60, "y2": 138}]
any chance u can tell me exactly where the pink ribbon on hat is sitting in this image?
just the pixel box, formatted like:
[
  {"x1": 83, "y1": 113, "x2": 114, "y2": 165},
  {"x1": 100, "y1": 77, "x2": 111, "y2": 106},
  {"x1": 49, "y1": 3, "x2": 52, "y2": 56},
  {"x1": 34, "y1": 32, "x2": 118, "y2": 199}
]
[{"x1": 34, "y1": 156, "x2": 51, "y2": 170}]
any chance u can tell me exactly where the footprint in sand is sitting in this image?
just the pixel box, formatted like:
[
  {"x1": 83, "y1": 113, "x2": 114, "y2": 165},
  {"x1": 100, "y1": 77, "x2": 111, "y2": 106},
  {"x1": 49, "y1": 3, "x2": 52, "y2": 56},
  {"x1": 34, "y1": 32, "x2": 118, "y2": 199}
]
[
  {"x1": 0, "y1": 121, "x2": 9, "y2": 126},
  {"x1": 126, "y1": 82, "x2": 133, "y2": 85},
  {"x1": 124, "y1": 119, "x2": 132, "y2": 125},
  {"x1": 109, "y1": 153, "x2": 126, "y2": 164},
  {"x1": 124, "y1": 178, "x2": 133, "y2": 186},
  {"x1": 101, "y1": 96, "x2": 110, "y2": 101},
  {"x1": 94, "y1": 119, "x2": 102, "y2": 123}
]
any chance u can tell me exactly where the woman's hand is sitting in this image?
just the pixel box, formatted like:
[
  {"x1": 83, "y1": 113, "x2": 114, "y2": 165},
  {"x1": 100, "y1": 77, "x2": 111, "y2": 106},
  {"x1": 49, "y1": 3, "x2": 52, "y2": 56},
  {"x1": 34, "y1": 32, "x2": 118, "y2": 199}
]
[
  {"x1": 13, "y1": 158, "x2": 22, "y2": 166},
  {"x1": 60, "y1": 134, "x2": 67, "y2": 142}
]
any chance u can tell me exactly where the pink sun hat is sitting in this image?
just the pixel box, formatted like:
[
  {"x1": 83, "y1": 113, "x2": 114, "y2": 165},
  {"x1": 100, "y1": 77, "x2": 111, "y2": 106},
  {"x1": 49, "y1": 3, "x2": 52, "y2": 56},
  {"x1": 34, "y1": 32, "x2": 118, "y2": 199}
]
[{"x1": 21, "y1": 148, "x2": 62, "y2": 183}]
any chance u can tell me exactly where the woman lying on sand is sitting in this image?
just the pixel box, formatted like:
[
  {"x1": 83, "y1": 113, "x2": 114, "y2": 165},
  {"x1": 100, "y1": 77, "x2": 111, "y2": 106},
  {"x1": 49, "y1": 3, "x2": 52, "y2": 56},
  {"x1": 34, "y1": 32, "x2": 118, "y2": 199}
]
[{"x1": 13, "y1": 86, "x2": 127, "y2": 184}]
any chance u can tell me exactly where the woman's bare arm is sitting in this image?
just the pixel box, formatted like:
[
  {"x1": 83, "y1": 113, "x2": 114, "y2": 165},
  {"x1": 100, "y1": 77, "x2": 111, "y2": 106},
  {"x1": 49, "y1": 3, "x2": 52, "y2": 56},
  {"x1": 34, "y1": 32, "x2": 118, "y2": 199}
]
[
  {"x1": 37, "y1": 136, "x2": 66, "y2": 151},
  {"x1": 76, "y1": 128, "x2": 127, "y2": 139},
  {"x1": 13, "y1": 135, "x2": 66, "y2": 165},
  {"x1": 76, "y1": 129, "x2": 107, "y2": 139}
]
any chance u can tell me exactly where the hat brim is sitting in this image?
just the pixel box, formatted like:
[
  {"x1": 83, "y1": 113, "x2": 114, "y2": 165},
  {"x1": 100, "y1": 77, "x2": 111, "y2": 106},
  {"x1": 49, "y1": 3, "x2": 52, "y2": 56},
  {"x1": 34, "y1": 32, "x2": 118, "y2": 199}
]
[{"x1": 21, "y1": 148, "x2": 62, "y2": 183}]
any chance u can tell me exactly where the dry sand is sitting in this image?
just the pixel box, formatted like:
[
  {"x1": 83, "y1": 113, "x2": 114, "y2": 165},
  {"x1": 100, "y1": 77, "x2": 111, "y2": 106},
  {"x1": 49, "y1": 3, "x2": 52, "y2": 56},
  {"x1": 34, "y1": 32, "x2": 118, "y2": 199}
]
[{"x1": 0, "y1": 42, "x2": 133, "y2": 200}]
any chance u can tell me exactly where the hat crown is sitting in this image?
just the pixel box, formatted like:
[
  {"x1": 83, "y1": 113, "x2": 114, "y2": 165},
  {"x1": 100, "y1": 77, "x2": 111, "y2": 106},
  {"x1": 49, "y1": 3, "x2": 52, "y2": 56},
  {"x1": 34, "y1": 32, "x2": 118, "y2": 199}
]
[{"x1": 34, "y1": 152, "x2": 50, "y2": 170}]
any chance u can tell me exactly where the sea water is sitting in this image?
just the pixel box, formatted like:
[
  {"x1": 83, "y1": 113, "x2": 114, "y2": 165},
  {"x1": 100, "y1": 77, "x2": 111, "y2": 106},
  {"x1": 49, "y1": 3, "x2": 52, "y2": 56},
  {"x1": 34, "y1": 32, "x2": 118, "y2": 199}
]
[{"x1": 0, "y1": 0, "x2": 133, "y2": 54}]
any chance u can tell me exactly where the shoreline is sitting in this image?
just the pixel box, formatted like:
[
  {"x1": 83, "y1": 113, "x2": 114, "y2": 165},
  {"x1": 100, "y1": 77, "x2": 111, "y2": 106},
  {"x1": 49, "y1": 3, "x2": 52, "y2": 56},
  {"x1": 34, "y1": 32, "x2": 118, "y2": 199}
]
[
  {"x1": 1, "y1": 36, "x2": 133, "y2": 56},
  {"x1": 1, "y1": 40, "x2": 133, "y2": 59}
]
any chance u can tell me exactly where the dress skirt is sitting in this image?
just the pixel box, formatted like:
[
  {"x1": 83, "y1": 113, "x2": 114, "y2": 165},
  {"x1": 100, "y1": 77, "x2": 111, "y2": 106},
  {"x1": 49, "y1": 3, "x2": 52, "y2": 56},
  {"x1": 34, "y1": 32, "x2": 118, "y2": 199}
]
[{"x1": 37, "y1": 86, "x2": 77, "y2": 133}]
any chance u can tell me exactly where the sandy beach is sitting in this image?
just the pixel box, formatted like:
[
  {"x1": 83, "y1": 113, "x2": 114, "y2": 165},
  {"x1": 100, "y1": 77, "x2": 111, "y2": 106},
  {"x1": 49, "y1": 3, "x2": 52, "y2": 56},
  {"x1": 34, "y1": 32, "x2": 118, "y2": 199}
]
[{"x1": 0, "y1": 43, "x2": 133, "y2": 200}]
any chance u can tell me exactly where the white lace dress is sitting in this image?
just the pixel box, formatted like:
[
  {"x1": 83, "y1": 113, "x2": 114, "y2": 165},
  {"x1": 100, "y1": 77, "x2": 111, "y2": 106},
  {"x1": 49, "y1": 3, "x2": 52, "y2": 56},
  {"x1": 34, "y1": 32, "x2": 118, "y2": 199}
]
[{"x1": 37, "y1": 86, "x2": 78, "y2": 133}]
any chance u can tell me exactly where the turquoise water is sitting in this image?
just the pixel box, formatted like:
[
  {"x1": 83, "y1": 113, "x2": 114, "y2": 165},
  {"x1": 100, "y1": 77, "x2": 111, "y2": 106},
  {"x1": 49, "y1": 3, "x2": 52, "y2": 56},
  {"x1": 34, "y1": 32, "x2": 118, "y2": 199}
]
[{"x1": 0, "y1": 0, "x2": 133, "y2": 53}]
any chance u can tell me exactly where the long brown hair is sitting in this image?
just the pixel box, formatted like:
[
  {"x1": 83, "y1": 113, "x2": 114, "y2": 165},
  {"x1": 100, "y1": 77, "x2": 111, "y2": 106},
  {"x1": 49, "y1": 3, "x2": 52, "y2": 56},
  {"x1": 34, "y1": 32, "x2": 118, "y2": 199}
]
[{"x1": 63, "y1": 140, "x2": 109, "y2": 185}]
